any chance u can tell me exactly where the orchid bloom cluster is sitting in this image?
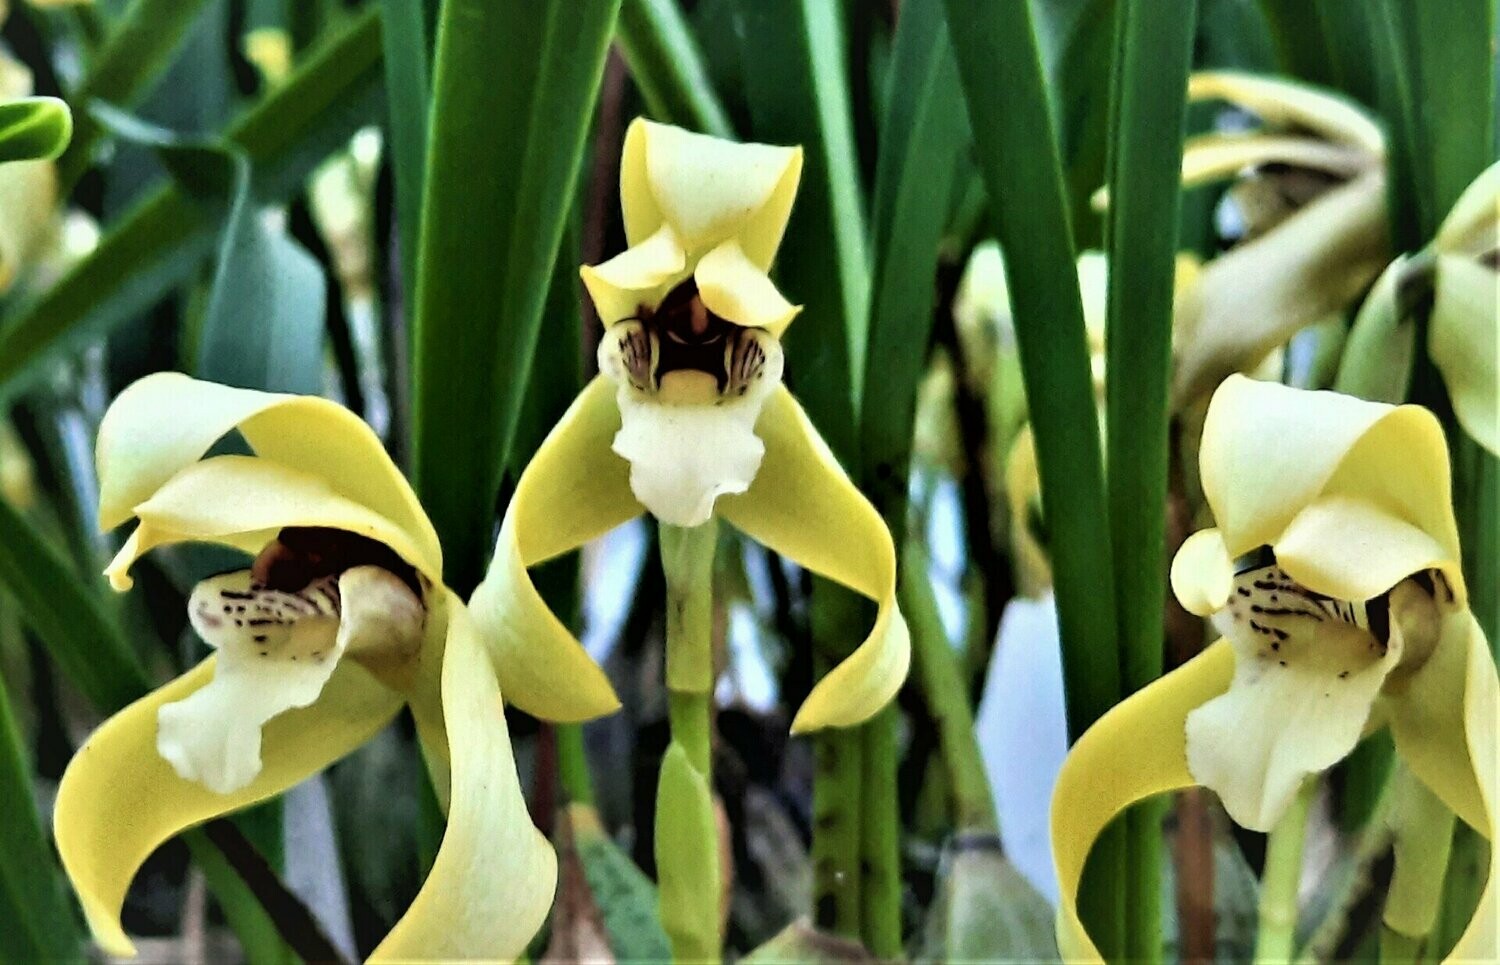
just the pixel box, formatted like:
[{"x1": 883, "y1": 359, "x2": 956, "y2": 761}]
[
  {"x1": 470, "y1": 118, "x2": 910, "y2": 737},
  {"x1": 1052, "y1": 376, "x2": 1498, "y2": 962},
  {"x1": 55, "y1": 375, "x2": 555, "y2": 961}
]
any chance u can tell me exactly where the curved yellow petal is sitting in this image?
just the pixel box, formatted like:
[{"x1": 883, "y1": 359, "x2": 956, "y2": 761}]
[
  {"x1": 1168, "y1": 528, "x2": 1233, "y2": 617},
  {"x1": 1051, "y1": 643, "x2": 1236, "y2": 962},
  {"x1": 695, "y1": 239, "x2": 800, "y2": 334},
  {"x1": 1198, "y1": 376, "x2": 1457, "y2": 567},
  {"x1": 1188, "y1": 71, "x2": 1385, "y2": 154},
  {"x1": 1172, "y1": 170, "x2": 1389, "y2": 406},
  {"x1": 105, "y1": 455, "x2": 441, "y2": 591},
  {"x1": 1428, "y1": 255, "x2": 1498, "y2": 456},
  {"x1": 1434, "y1": 158, "x2": 1499, "y2": 257},
  {"x1": 95, "y1": 373, "x2": 440, "y2": 572},
  {"x1": 1385, "y1": 610, "x2": 1498, "y2": 959},
  {"x1": 622, "y1": 118, "x2": 803, "y2": 267},
  {"x1": 715, "y1": 387, "x2": 910, "y2": 732},
  {"x1": 580, "y1": 222, "x2": 687, "y2": 327},
  {"x1": 373, "y1": 594, "x2": 557, "y2": 961},
  {"x1": 470, "y1": 376, "x2": 639, "y2": 721},
  {"x1": 55, "y1": 659, "x2": 400, "y2": 957},
  {"x1": 1180, "y1": 132, "x2": 1371, "y2": 188}
]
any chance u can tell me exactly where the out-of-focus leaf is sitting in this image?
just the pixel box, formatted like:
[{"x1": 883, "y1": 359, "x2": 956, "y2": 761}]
[
  {"x1": 0, "y1": 10, "x2": 384, "y2": 401},
  {"x1": 379, "y1": 0, "x2": 431, "y2": 304},
  {"x1": 91, "y1": 104, "x2": 326, "y2": 394},
  {"x1": 914, "y1": 837, "x2": 1057, "y2": 964},
  {"x1": 859, "y1": 0, "x2": 967, "y2": 525},
  {"x1": 0, "y1": 97, "x2": 71, "y2": 163},
  {"x1": 0, "y1": 655, "x2": 82, "y2": 961},
  {"x1": 55, "y1": 0, "x2": 214, "y2": 190},
  {"x1": 742, "y1": 919, "x2": 872, "y2": 963},
  {"x1": 735, "y1": 0, "x2": 868, "y2": 464},
  {"x1": 410, "y1": 0, "x2": 620, "y2": 592},
  {"x1": 568, "y1": 804, "x2": 672, "y2": 961},
  {"x1": 616, "y1": 0, "x2": 733, "y2": 137},
  {"x1": 1033, "y1": 0, "x2": 1113, "y2": 247}
]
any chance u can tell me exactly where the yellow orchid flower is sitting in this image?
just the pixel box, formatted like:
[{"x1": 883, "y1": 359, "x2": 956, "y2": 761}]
[
  {"x1": 1051, "y1": 375, "x2": 1497, "y2": 962},
  {"x1": 54, "y1": 373, "x2": 556, "y2": 961},
  {"x1": 1167, "y1": 73, "x2": 1390, "y2": 405},
  {"x1": 0, "y1": 49, "x2": 60, "y2": 294},
  {"x1": 470, "y1": 118, "x2": 909, "y2": 736}
]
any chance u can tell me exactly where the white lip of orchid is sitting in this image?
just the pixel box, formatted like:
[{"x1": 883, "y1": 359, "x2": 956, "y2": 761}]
[
  {"x1": 598, "y1": 281, "x2": 785, "y2": 527},
  {"x1": 157, "y1": 535, "x2": 426, "y2": 795}
]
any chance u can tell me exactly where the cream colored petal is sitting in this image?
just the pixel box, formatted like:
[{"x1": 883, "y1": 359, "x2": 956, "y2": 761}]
[
  {"x1": 627, "y1": 118, "x2": 803, "y2": 266},
  {"x1": 0, "y1": 157, "x2": 56, "y2": 294},
  {"x1": 695, "y1": 239, "x2": 800, "y2": 335},
  {"x1": 1273, "y1": 495, "x2": 1462, "y2": 604},
  {"x1": 95, "y1": 373, "x2": 440, "y2": 573},
  {"x1": 579, "y1": 222, "x2": 688, "y2": 326},
  {"x1": 1172, "y1": 170, "x2": 1389, "y2": 407},
  {"x1": 1051, "y1": 642, "x2": 1237, "y2": 963},
  {"x1": 1181, "y1": 132, "x2": 1372, "y2": 187},
  {"x1": 1169, "y1": 528, "x2": 1234, "y2": 616},
  {"x1": 1333, "y1": 255, "x2": 1417, "y2": 404},
  {"x1": 1428, "y1": 255, "x2": 1498, "y2": 456},
  {"x1": 1434, "y1": 158, "x2": 1500, "y2": 257},
  {"x1": 716, "y1": 387, "x2": 910, "y2": 731},
  {"x1": 470, "y1": 377, "x2": 639, "y2": 722},
  {"x1": 55, "y1": 659, "x2": 399, "y2": 956},
  {"x1": 1188, "y1": 71, "x2": 1385, "y2": 154},
  {"x1": 373, "y1": 595, "x2": 557, "y2": 961},
  {"x1": 105, "y1": 455, "x2": 439, "y2": 591}
]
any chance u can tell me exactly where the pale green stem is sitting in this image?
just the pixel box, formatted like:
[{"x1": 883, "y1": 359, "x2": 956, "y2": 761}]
[
  {"x1": 656, "y1": 520, "x2": 721, "y2": 962},
  {"x1": 1255, "y1": 781, "x2": 1314, "y2": 964}
]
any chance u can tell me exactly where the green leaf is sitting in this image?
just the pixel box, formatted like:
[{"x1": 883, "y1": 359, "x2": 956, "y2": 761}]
[
  {"x1": 410, "y1": 0, "x2": 621, "y2": 593},
  {"x1": 572, "y1": 805, "x2": 673, "y2": 960},
  {"x1": 617, "y1": 0, "x2": 734, "y2": 137},
  {"x1": 0, "y1": 10, "x2": 384, "y2": 401},
  {"x1": 91, "y1": 104, "x2": 327, "y2": 394},
  {"x1": 858, "y1": 0, "x2": 968, "y2": 524},
  {"x1": 1035, "y1": 0, "x2": 1115, "y2": 248},
  {"x1": 0, "y1": 657, "x2": 83, "y2": 962},
  {"x1": 736, "y1": 0, "x2": 869, "y2": 464},
  {"x1": 0, "y1": 97, "x2": 72, "y2": 164},
  {"x1": 378, "y1": 0, "x2": 432, "y2": 306},
  {"x1": 55, "y1": 0, "x2": 215, "y2": 191}
]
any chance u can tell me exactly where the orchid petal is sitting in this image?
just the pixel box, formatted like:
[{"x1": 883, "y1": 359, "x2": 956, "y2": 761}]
[
  {"x1": 105, "y1": 455, "x2": 440, "y2": 591},
  {"x1": 0, "y1": 156, "x2": 55, "y2": 294},
  {"x1": 1168, "y1": 528, "x2": 1234, "y2": 617},
  {"x1": 1051, "y1": 643, "x2": 1236, "y2": 963},
  {"x1": 95, "y1": 373, "x2": 440, "y2": 573},
  {"x1": 579, "y1": 222, "x2": 687, "y2": 327},
  {"x1": 373, "y1": 595, "x2": 557, "y2": 961},
  {"x1": 1428, "y1": 254, "x2": 1498, "y2": 456},
  {"x1": 1172, "y1": 171, "x2": 1389, "y2": 406},
  {"x1": 622, "y1": 118, "x2": 803, "y2": 267},
  {"x1": 716, "y1": 387, "x2": 910, "y2": 732},
  {"x1": 471, "y1": 376, "x2": 639, "y2": 722},
  {"x1": 1273, "y1": 495, "x2": 1461, "y2": 604},
  {"x1": 1180, "y1": 132, "x2": 1371, "y2": 187},
  {"x1": 54, "y1": 659, "x2": 399, "y2": 956},
  {"x1": 695, "y1": 239, "x2": 800, "y2": 334},
  {"x1": 1188, "y1": 71, "x2": 1385, "y2": 154},
  {"x1": 1434, "y1": 158, "x2": 1500, "y2": 257}
]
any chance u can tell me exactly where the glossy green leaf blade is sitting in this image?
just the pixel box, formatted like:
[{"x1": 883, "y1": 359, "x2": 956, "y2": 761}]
[
  {"x1": 0, "y1": 11, "x2": 384, "y2": 400},
  {"x1": 1035, "y1": 0, "x2": 1114, "y2": 248},
  {"x1": 0, "y1": 655, "x2": 83, "y2": 961},
  {"x1": 1102, "y1": 2, "x2": 1197, "y2": 959},
  {"x1": 0, "y1": 97, "x2": 72, "y2": 163},
  {"x1": 411, "y1": 0, "x2": 621, "y2": 592},
  {"x1": 736, "y1": 0, "x2": 869, "y2": 464},
  {"x1": 616, "y1": 0, "x2": 733, "y2": 138},
  {"x1": 379, "y1": 0, "x2": 432, "y2": 304},
  {"x1": 55, "y1": 0, "x2": 214, "y2": 190},
  {"x1": 859, "y1": 0, "x2": 968, "y2": 523}
]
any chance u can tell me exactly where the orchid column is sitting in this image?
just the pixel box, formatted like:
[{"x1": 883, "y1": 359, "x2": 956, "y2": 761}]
[{"x1": 471, "y1": 119, "x2": 911, "y2": 961}]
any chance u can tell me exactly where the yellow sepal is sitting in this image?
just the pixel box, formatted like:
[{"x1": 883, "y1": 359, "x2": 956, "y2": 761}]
[
  {"x1": 1188, "y1": 71, "x2": 1384, "y2": 154},
  {"x1": 1428, "y1": 254, "x2": 1498, "y2": 456}
]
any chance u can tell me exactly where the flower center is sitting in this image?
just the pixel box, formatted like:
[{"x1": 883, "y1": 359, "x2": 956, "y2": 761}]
[
  {"x1": 608, "y1": 279, "x2": 776, "y2": 404},
  {"x1": 252, "y1": 526, "x2": 422, "y2": 597}
]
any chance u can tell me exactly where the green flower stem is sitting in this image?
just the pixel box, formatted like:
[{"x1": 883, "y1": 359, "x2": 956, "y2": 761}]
[
  {"x1": 1379, "y1": 927, "x2": 1424, "y2": 964},
  {"x1": 859, "y1": 705, "x2": 902, "y2": 959},
  {"x1": 809, "y1": 579, "x2": 865, "y2": 940},
  {"x1": 656, "y1": 520, "x2": 721, "y2": 961},
  {"x1": 1255, "y1": 781, "x2": 1314, "y2": 964},
  {"x1": 556, "y1": 724, "x2": 595, "y2": 807}
]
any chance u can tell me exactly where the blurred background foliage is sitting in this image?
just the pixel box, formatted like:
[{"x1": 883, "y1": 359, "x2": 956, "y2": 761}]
[{"x1": 0, "y1": 0, "x2": 1493, "y2": 961}]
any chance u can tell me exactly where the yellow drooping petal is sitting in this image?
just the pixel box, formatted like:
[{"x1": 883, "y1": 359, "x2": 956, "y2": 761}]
[
  {"x1": 716, "y1": 387, "x2": 910, "y2": 732},
  {"x1": 1428, "y1": 254, "x2": 1498, "y2": 456},
  {"x1": 54, "y1": 659, "x2": 400, "y2": 957},
  {"x1": 696, "y1": 239, "x2": 800, "y2": 334},
  {"x1": 1384, "y1": 610, "x2": 1498, "y2": 959},
  {"x1": 1172, "y1": 171, "x2": 1388, "y2": 406},
  {"x1": 1179, "y1": 132, "x2": 1371, "y2": 188},
  {"x1": 1188, "y1": 71, "x2": 1385, "y2": 154},
  {"x1": 373, "y1": 594, "x2": 557, "y2": 961},
  {"x1": 95, "y1": 373, "x2": 440, "y2": 572},
  {"x1": 620, "y1": 118, "x2": 803, "y2": 267},
  {"x1": 1051, "y1": 643, "x2": 1237, "y2": 962},
  {"x1": 470, "y1": 376, "x2": 640, "y2": 721},
  {"x1": 1196, "y1": 376, "x2": 1459, "y2": 568},
  {"x1": 1272, "y1": 495, "x2": 1461, "y2": 604},
  {"x1": 1168, "y1": 528, "x2": 1233, "y2": 617},
  {"x1": 104, "y1": 455, "x2": 440, "y2": 591}
]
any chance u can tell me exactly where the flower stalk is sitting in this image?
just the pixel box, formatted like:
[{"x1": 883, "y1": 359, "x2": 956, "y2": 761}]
[{"x1": 1255, "y1": 780, "x2": 1313, "y2": 963}]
